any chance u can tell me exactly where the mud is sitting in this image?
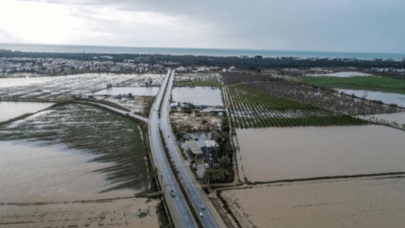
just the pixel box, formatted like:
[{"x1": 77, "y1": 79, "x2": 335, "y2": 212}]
[
  {"x1": 221, "y1": 175, "x2": 405, "y2": 228},
  {"x1": 0, "y1": 198, "x2": 159, "y2": 228},
  {"x1": 236, "y1": 125, "x2": 405, "y2": 182},
  {"x1": 170, "y1": 110, "x2": 222, "y2": 132}
]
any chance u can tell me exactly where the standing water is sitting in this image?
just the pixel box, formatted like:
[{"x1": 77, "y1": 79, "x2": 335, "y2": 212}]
[{"x1": 0, "y1": 102, "x2": 53, "y2": 122}]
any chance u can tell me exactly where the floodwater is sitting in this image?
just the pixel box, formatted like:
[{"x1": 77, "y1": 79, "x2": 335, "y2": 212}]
[
  {"x1": 0, "y1": 73, "x2": 163, "y2": 100},
  {"x1": 94, "y1": 87, "x2": 159, "y2": 96},
  {"x1": 308, "y1": 71, "x2": 372, "y2": 77},
  {"x1": 0, "y1": 101, "x2": 53, "y2": 122},
  {"x1": 0, "y1": 140, "x2": 134, "y2": 203},
  {"x1": 338, "y1": 88, "x2": 405, "y2": 107},
  {"x1": 172, "y1": 86, "x2": 223, "y2": 106},
  {"x1": 358, "y1": 112, "x2": 405, "y2": 126},
  {"x1": 0, "y1": 75, "x2": 51, "y2": 88},
  {"x1": 236, "y1": 125, "x2": 405, "y2": 182},
  {"x1": 222, "y1": 175, "x2": 405, "y2": 228}
]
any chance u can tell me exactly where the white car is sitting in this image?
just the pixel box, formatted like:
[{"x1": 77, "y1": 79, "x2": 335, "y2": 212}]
[{"x1": 199, "y1": 212, "x2": 203, "y2": 217}]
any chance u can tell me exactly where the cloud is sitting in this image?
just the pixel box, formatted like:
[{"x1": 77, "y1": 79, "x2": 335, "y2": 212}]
[{"x1": 8, "y1": 0, "x2": 405, "y2": 53}]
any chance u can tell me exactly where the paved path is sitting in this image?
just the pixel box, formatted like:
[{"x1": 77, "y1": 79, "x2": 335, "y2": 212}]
[
  {"x1": 159, "y1": 70, "x2": 226, "y2": 228},
  {"x1": 148, "y1": 70, "x2": 197, "y2": 228}
]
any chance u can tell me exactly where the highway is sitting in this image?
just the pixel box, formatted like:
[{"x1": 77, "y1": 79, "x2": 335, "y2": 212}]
[
  {"x1": 159, "y1": 70, "x2": 220, "y2": 228},
  {"x1": 148, "y1": 70, "x2": 197, "y2": 228}
]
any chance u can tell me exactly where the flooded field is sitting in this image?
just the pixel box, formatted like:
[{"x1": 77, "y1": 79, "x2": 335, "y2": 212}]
[
  {"x1": 172, "y1": 87, "x2": 223, "y2": 106},
  {"x1": 0, "y1": 101, "x2": 53, "y2": 122},
  {"x1": 0, "y1": 103, "x2": 150, "y2": 195},
  {"x1": 221, "y1": 175, "x2": 405, "y2": 228},
  {"x1": 0, "y1": 141, "x2": 134, "y2": 203},
  {"x1": 0, "y1": 73, "x2": 163, "y2": 100},
  {"x1": 0, "y1": 197, "x2": 159, "y2": 228},
  {"x1": 95, "y1": 87, "x2": 159, "y2": 96},
  {"x1": 236, "y1": 125, "x2": 405, "y2": 182},
  {"x1": 358, "y1": 112, "x2": 405, "y2": 129},
  {"x1": 308, "y1": 71, "x2": 372, "y2": 77},
  {"x1": 0, "y1": 97, "x2": 157, "y2": 226},
  {"x1": 0, "y1": 75, "x2": 51, "y2": 88},
  {"x1": 338, "y1": 89, "x2": 405, "y2": 107}
]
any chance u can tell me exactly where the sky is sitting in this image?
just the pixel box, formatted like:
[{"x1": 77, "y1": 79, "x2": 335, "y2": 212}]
[{"x1": 0, "y1": 0, "x2": 404, "y2": 53}]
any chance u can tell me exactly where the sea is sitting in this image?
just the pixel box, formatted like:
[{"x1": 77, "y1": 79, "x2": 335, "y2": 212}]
[{"x1": 1, "y1": 43, "x2": 405, "y2": 61}]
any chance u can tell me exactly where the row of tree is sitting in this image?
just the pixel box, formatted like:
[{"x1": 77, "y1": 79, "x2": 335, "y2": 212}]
[{"x1": 2, "y1": 51, "x2": 405, "y2": 70}]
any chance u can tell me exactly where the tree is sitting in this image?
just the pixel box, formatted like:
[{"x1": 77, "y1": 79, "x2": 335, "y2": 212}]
[{"x1": 219, "y1": 155, "x2": 231, "y2": 168}]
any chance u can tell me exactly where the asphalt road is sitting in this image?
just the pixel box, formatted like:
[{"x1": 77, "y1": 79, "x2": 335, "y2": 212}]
[
  {"x1": 149, "y1": 70, "x2": 197, "y2": 228},
  {"x1": 159, "y1": 70, "x2": 219, "y2": 228}
]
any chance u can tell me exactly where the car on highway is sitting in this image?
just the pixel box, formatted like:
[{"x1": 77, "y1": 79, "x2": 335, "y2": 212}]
[
  {"x1": 170, "y1": 190, "x2": 175, "y2": 197},
  {"x1": 199, "y1": 212, "x2": 203, "y2": 217},
  {"x1": 201, "y1": 204, "x2": 205, "y2": 210}
]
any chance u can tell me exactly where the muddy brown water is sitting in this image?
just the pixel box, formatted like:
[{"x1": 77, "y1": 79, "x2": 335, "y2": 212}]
[
  {"x1": 0, "y1": 141, "x2": 134, "y2": 203},
  {"x1": 172, "y1": 87, "x2": 223, "y2": 106},
  {"x1": 222, "y1": 175, "x2": 405, "y2": 228},
  {"x1": 236, "y1": 125, "x2": 405, "y2": 182},
  {"x1": 0, "y1": 101, "x2": 53, "y2": 122}
]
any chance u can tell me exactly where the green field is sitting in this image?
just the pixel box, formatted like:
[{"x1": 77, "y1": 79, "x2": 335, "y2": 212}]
[
  {"x1": 225, "y1": 84, "x2": 366, "y2": 128},
  {"x1": 175, "y1": 79, "x2": 221, "y2": 88},
  {"x1": 0, "y1": 103, "x2": 150, "y2": 194},
  {"x1": 301, "y1": 76, "x2": 405, "y2": 95}
]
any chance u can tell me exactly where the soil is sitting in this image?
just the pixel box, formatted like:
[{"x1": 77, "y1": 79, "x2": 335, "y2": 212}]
[
  {"x1": 170, "y1": 110, "x2": 222, "y2": 132},
  {"x1": 0, "y1": 198, "x2": 159, "y2": 228},
  {"x1": 102, "y1": 96, "x2": 154, "y2": 117},
  {"x1": 220, "y1": 175, "x2": 405, "y2": 228}
]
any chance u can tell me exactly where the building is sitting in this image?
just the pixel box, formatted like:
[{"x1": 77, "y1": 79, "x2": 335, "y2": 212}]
[
  {"x1": 185, "y1": 140, "x2": 204, "y2": 158},
  {"x1": 204, "y1": 140, "x2": 219, "y2": 155}
]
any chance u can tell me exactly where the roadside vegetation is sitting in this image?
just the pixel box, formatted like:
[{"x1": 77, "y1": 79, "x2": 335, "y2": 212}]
[
  {"x1": 301, "y1": 76, "x2": 405, "y2": 95},
  {"x1": 224, "y1": 84, "x2": 366, "y2": 128}
]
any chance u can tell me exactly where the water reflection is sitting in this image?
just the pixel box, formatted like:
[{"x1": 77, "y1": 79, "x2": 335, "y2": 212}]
[
  {"x1": 0, "y1": 140, "x2": 134, "y2": 203},
  {"x1": 338, "y1": 89, "x2": 405, "y2": 107},
  {"x1": 172, "y1": 87, "x2": 223, "y2": 106},
  {"x1": 0, "y1": 102, "x2": 53, "y2": 122},
  {"x1": 237, "y1": 125, "x2": 405, "y2": 182}
]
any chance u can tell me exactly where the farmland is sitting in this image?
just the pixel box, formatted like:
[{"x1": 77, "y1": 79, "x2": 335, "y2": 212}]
[
  {"x1": 301, "y1": 76, "x2": 405, "y2": 95},
  {"x1": 224, "y1": 84, "x2": 366, "y2": 128},
  {"x1": 235, "y1": 126, "x2": 405, "y2": 182},
  {"x1": 223, "y1": 72, "x2": 274, "y2": 85},
  {"x1": 175, "y1": 72, "x2": 222, "y2": 88},
  {"x1": 245, "y1": 81, "x2": 398, "y2": 115},
  {"x1": 0, "y1": 73, "x2": 163, "y2": 101},
  {"x1": 175, "y1": 79, "x2": 221, "y2": 88},
  {"x1": 0, "y1": 103, "x2": 150, "y2": 194},
  {"x1": 220, "y1": 175, "x2": 405, "y2": 228}
]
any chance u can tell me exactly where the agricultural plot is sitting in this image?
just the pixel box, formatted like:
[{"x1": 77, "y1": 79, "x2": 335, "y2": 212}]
[
  {"x1": 175, "y1": 72, "x2": 221, "y2": 87},
  {"x1": 0, "y1": 103, "x2": 150, "y2": 194},
  {"x1": 245, "y1": 81, "x2": 398, "y2": 115},
  {"x1": 0, "y1": 73, "x2": 163, "y2": 101},
  {"x1": 301, "y1": 76, "x2": 405, "y2": 95},
  {"x1": 175, "y1": 79, "x2": 221, "y2": 88},
  {"x1": 224, "y1": 84, "x2": 365, "y2": 128},
  {"x1": 222, "y1": 72, "x2": 274, "y2": 85},
  {"x1": 221, "y1": 175, "x2": 405, "y2": 228}
]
